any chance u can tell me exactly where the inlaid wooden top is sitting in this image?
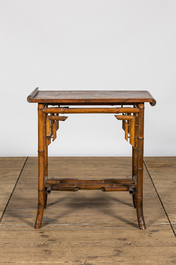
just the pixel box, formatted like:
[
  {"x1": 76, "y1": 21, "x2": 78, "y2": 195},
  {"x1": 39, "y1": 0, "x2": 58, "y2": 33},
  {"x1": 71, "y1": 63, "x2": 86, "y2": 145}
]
[{"x1": 27, "y1": 87, "x2": 156, "y2": 106}]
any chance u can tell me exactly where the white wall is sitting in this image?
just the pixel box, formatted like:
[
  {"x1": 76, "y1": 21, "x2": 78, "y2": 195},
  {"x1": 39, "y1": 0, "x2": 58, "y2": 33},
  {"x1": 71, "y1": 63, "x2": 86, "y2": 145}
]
[{"x1": 0, "y1": 0, "x2": 176, "y2": 156}]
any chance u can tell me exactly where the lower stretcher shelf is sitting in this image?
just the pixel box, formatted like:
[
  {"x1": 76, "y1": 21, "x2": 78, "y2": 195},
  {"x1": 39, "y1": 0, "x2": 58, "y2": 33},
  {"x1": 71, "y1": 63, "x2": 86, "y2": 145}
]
[{"x1": 45, "y1": 178, "x2": 136, "y2": 193}]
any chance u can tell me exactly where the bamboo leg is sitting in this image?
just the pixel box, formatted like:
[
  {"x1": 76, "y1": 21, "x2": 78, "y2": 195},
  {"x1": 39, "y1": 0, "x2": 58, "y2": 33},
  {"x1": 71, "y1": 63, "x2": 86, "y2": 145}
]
[
  {"x1": 44, "y1": 112, "x2": 48, "y2": 208},
  {"x1": 132, "y1": 112, "x2": 138, "y2": 208},
  {"x1": 136, "y1": 103, "x2": 146, "y2": 229},
  {"x1": 35, "y1": 103, "x2": 45, "y2": 229}
]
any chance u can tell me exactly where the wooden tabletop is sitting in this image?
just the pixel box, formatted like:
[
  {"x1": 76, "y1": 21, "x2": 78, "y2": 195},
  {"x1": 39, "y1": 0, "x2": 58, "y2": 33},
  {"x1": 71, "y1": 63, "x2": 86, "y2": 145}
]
[{"x1": 27, "y1": 87, "x2": 156, "y2": 106}]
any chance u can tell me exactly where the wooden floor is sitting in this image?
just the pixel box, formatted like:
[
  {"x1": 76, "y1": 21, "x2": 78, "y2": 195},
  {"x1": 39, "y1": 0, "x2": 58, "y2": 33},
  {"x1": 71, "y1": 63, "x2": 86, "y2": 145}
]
[{"x1": 0, "y1": 157, "x2": 176, "y2": 264}]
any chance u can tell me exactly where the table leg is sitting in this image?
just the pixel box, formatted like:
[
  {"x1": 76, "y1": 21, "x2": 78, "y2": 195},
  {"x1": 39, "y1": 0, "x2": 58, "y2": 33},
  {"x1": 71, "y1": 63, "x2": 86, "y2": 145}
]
[
  {"x1": 35, "y1": 103, "x2": 45, "y2": 229},
  {"x1": 132, "y1": 111, "x2": 138, "y2": 208},
  {"x1": 136, "y1": 103, "x2": 146, "y2": 229},
  {"x1": 44, "y1": 112, "x2": 48, "y2": 208}
]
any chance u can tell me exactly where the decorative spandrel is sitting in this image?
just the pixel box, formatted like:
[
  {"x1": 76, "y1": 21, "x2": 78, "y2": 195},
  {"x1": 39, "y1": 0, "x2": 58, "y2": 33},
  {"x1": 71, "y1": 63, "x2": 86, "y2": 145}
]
[
  {"x1": 43, "y1": 105, "x2": 139, "y2": 147},
  {"x1": 45, "y1": 112, "x2": 67, "y2": 146},
  {"x1": 115, "y1": 112, "x2": 137, "y2": 147}
]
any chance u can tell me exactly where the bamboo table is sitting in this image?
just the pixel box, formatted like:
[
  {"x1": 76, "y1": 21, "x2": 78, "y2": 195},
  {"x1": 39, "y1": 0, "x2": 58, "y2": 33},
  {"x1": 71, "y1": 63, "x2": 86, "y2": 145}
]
[{"x1": 27, "y1": 88, "x2": 156, "y2": 229}]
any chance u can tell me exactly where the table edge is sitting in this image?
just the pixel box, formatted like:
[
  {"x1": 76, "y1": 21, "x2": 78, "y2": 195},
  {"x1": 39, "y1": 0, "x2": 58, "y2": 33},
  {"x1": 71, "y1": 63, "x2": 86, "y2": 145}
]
[{"x1": 27, "y1": 87, "x2": 156, "y2": 106}]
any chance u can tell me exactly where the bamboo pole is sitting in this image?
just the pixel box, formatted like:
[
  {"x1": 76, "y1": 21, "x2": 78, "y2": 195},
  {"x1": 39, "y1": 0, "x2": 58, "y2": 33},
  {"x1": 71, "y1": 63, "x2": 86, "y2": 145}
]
[
  {"x1": 45, "y1": 178, "x2": 135, "y2": 185},
  {"x1": 114, "y1": 115, "x2": 133, "y2": 120},
  {"x1": 101, "y1": 187, "x2": 130, "y2": 192},
  {"x1": 122, "y1": 119, "x2": 125, "y2": 131},
  {"x1": 50, "y1": 114, "x2": 53, "y2": 137},
  {"x1": 46, "y1": 183, "x2": 136, "y2": 191},
  {"x1": 46, "y1": 117, "x2": 51, "y2": 145},
  {"x1": 43, "y1": 112, "x2": 48, "y2": 208},
  {"x1": 132, "y1": 111, "x2": 138, "y2": 208},
  {"x1": 56, "y1": 120, "x2": 59, "y2": 130},
  {"x1": 125, "y1": 121, "x2": 128, "y2": 141},
  {"x1": 128, "y1": 114, "x2": 131, "y2": 135},
  {"x1": 48, "y1": 116, "x2": 68, "y2": 121},
  {"x1": 118, "y1": 108, "x2": 139, "y2": 113},
  {"x1": 130, "y1": 117, "x2": 135, "y2": 146},
  {"x1": 43, "y1": 107, "x2": 139, "y2": 114},
  {"x1": 56, "y1": 107, "x2": 60, "y2": 130},
  {"x1": 136, "y1": 103, "x2": 146, "y2": 230},
  {"x1": 35, "y1": 103, "x2": 45, "y2": 229},
  {"x1": 53, "y1": 121, "x2": 57, "y2": 141}
]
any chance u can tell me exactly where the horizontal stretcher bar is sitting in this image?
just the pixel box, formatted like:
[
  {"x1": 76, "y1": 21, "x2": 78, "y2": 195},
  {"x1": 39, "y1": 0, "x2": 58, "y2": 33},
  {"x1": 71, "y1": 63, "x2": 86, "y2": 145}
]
[
  {"x1": 45, "y1": 178, "x2": 135, "y2": 185},
  {"x1": 44, "y1": 178, "x2": 136, "y2": 192},
  {"x1": 43, "y1": 107, "x2": 139, "y2": 114},
  {"x1": 45, "y1": 183, "x2": 136, "y2": 192}
]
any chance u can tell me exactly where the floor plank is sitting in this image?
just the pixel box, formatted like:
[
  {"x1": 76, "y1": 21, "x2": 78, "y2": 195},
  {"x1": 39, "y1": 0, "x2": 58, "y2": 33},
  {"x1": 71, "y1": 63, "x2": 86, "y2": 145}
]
[
  {"x1": 0, "y1": 157, "x2": 176, "y2": 264},
  {"x1": 144, "y1": 157, "x2": 176, "y2": 229},
  {"x1": 0, "y1": 157, "x2": 27, "y2": 220}
]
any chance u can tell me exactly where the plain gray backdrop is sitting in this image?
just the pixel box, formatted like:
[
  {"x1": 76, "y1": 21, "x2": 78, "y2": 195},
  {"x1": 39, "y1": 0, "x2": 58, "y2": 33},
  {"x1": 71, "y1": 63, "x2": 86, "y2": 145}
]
[{"x1": 0, "y1": 0, "x2": 176, "y2": 156}]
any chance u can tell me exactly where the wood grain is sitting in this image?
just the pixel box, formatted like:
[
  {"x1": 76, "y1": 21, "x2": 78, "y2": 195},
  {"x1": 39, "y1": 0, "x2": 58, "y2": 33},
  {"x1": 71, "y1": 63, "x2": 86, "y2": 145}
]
[
  {"x1": 0, "y1": 157, "x2": 175, "y2": 264},
  {"x1": 144, "y1": 157, "x2": 176, "y2": 228},
  {"x1": 0, "y1": 157, "x2": 26, "y2": 218},
  {"x1": 27, "y1": 88, "x2": 156, "y2": 106}
]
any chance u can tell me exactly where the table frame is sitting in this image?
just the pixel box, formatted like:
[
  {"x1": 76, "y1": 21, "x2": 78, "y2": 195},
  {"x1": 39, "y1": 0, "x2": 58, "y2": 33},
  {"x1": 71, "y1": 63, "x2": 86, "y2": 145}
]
[{"x1": 27, "y1": 88, "x2": 156, "y2": 229}]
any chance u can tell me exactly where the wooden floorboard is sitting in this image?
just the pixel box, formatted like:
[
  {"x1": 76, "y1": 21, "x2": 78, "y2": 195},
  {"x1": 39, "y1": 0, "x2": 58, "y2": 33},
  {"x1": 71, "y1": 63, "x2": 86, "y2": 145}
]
[
  {"x1": 144, "y1": 157, "x2": 176, "y2": 233},
  {"x1": 0, "y1": 157, "x2": 176, "y2": 264},
  {"x1": 0, "y1": 157, "x2": 27, "y2": 221}
]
